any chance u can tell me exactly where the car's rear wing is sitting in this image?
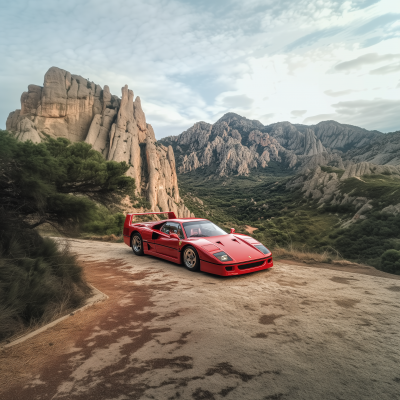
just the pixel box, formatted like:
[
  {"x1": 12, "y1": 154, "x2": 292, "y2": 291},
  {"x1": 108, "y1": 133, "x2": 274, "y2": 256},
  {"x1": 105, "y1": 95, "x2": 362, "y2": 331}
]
[
  {"x1": 129, "y1": 211, "x2": 176, "y2": 219},
  {"x1": 123, "y1": 212, "x2": 177, "y2": 236},
  {"x1": 124, "y1": 211, "x2": 176, "y2": 228}
]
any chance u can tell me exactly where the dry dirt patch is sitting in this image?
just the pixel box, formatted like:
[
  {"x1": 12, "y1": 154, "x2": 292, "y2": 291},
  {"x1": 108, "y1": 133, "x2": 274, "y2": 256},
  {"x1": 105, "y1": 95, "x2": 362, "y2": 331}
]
[
  {"x1": 1, "y1": 240, "x2": 400, "y2": 400},
  {"x1": 245, "y1": 225, "x2": 258, "y2": 234}
]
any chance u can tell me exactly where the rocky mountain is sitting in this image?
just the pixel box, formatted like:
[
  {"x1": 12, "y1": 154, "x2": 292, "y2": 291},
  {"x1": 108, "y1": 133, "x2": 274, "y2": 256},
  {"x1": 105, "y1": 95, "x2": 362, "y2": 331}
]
[
  {"x1": 6, "y1": 67, "x2": 192, "y2": 217},
  {"x1": 160, "y1": 113, "x2": 383, "y2": 177}
]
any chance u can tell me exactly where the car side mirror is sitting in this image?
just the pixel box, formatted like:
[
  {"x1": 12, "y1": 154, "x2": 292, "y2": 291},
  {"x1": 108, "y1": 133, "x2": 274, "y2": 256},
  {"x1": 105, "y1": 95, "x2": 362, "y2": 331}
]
[
  {"x1": 230, "y1": 228, "x2": 235, "y2": 234},
  {"x1": 169, "y1": 233, "x2": 179, "y2": 240}
]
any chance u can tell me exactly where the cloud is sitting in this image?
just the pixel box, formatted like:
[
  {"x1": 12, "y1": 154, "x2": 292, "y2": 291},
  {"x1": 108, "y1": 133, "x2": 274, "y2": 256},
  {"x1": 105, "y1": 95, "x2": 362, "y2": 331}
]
[
  {"x1": 291, "y1": 110, "x2": 307, "y2": 117},
  {"x1": 259, "y1": 113, "x2": 275, "y2": 124},
  {"x1": 369, "y1": 63, "x2": 400, "y2": 74},
  {"x1": 285, "y1": 28, "x2": 343, "y2": 52},
  {"x1": 324, "y1": 89, "x2": 357, "y2": 97},
  {"x1": 334, "y1": 53, "x2": 400, "y2": 71},
  {"x1": 303, "y1": 113, "x2": 337, "y2": 124},
  {"x1": 222, "y1": 95, "x2": 254, "y2": 109},
  {"x1": 304, "y1": 99, "x2": 400, "y2": 132},
  {"x1": 353, "y1": 13, "x2": 400, "y2": 35},
  {"x1": 1, "y1": 0, "x2": 400, "y2": 137}
]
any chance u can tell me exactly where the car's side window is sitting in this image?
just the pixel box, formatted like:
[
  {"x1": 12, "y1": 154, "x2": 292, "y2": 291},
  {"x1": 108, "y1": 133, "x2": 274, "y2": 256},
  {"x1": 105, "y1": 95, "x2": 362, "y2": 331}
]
[
  {"x1": 161, "y1": 223, "x2": 172, "y2": 235},
  {"x1": 175, "y1": 224, "x2": 185, "y2": 239},
  {"x1": 161, "y1": 222, "x2": 184, "y2": 239}
]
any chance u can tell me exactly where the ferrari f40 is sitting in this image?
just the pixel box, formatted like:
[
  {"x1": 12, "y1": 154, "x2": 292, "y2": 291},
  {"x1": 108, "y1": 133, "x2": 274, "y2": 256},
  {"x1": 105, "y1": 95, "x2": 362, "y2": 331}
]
[{"x1": 123, "y1": 212, "x2": 273, "y2": 276}]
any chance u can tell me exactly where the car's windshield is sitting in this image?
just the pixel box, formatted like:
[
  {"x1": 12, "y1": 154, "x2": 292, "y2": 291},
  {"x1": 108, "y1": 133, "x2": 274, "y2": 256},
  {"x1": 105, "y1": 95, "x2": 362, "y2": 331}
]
[{"x1": 183, "y1": 220, "x2": 227, "y2": 238}]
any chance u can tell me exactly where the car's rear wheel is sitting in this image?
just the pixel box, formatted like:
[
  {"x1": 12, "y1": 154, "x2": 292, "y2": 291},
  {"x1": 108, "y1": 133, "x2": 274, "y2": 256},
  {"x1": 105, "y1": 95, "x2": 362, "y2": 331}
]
[
  {"x1": 132, "y1": 233, "x2": 144, "y2": 256},
  {"x1": 183, "y1": 246, "x2": 200, "y2": 272}
]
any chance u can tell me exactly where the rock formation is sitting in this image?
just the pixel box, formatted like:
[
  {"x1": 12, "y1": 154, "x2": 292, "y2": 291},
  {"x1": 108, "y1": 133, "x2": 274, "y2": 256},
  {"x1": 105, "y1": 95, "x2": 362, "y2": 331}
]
[
  {"x1": 6, "y1": 67, "x2": 192, "y2": 218},
  {"x1": 340, "y1": 162, "x2": 400, "y2": 181},
  {"x1": 346, "y1": 130, "x2": 400, "y2": 166},
  {"x1": 286, "y1": 160, "x2": 400, "y2": 222},
  {"x1": 311, "y1": 120, "x2": 380, "y2": 151},
  {"x1": 161, "y1": 113, "x2": 384, "y2": 177}
]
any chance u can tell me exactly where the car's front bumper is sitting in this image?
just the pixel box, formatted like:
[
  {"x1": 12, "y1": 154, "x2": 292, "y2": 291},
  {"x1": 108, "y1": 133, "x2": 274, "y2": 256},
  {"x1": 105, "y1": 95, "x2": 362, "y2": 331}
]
[{"x1": 200, "y1": 256, "x2": 273, "y2": 276}]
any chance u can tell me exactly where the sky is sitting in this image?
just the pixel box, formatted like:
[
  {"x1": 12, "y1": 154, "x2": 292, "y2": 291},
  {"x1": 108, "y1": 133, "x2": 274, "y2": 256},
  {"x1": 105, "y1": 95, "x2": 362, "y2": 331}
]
[{"x1": 0, "y1": 0, "x2": 399, "y2": 138}]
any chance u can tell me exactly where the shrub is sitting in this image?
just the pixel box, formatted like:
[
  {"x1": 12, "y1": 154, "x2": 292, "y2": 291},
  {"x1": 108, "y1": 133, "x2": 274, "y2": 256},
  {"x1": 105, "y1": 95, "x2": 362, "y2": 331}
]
[
  {"x1": 0, "y1": 211, "x2": 92, "y2": 341},
  {"x1": 380, "y1": 249, "x2": 400, "y2": 274}
]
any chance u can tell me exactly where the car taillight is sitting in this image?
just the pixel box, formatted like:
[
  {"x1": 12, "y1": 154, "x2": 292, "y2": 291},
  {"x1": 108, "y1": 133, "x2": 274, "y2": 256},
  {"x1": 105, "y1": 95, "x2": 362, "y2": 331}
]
[{"x1": 123, "y1": 228, "x2": 129, "y2": 236}]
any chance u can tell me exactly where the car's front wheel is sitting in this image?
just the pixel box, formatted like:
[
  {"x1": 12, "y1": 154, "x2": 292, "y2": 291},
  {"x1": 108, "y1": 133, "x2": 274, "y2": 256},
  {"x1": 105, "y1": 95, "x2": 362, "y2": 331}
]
[
  {"x1": 131, "y1": 233, "x2": 144, "y2": 256},
  {"x1": 183, "y1": 246, "x2": 200, "y2": 272}
]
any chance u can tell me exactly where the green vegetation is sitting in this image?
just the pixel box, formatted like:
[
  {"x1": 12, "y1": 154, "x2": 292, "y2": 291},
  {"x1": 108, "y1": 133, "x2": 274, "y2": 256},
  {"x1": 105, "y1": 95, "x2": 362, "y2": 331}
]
[
  {"x1": 0, "y1": 130, "x2": 136, "y2": 233},
  {"x1": 381, "y1": 249, "x2": 400, "y2": 274},
  {"x1": 320, "y1": 166, "x2": 345, "y2": 178},
  {"x1": 0, "y1": 130, "x2": 139, "y2": 340},
  {"x1": 179, "y1": 166, "x2": 341, "y2": 250},
  {"x1": 340, "y1": 175, "x2": 400, "y2": 208},
  {"x1": 0, "y1": 210, "x2": 92, "y2": 341},
  {"x1": 332, "y1": 212, "x2": 400, "y2": 273},
  {"x1": 82, "y1": 207, "x2": 126, "y2": 236}
]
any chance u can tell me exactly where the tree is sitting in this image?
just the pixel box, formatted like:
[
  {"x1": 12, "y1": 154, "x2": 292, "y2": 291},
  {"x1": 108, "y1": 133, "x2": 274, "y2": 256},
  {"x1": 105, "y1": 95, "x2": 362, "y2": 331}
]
[{"x1": 0, "y1": 131, "x2": 135, "y2": 231}]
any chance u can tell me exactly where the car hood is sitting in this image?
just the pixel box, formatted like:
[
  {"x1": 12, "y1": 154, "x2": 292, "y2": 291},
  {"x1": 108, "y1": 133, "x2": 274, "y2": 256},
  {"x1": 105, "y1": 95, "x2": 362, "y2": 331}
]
[{"x1": 190, "y1": 234, "x2": 267, "y2": 262}]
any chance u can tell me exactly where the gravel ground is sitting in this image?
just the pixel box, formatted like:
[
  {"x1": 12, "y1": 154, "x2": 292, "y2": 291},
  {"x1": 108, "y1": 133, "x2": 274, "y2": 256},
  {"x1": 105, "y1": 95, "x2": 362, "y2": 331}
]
[{"x1": 1, "y1": 239, "x2": 400, "y2": 400}]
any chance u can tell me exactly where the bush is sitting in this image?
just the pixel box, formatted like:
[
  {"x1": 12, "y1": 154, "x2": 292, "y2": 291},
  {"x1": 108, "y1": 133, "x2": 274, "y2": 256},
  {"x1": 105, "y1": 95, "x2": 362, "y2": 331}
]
[
  {"x1": 82, "y1": 208, "x2": 125, "y2": 236},
  {"x1": 0, "y1": 211, "x2": 91, "y2": 341},
  {"x1": 380, "y1": 249, "x2": 400, "y2": 274}
]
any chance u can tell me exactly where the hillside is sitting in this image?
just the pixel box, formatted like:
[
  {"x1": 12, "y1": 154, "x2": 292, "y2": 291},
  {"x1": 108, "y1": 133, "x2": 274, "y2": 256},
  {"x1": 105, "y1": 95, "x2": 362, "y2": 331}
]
[
  {"x1": 6, "y1": 67, "x2": 192, "y2": 218},
  {"x1": 346, "y1": 130, "x2": 400, "y2": 165}
]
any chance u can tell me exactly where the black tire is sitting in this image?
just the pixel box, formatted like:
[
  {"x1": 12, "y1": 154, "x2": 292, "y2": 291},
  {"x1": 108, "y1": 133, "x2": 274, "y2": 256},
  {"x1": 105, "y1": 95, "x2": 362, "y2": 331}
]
[
  {"x1": 131, "y1": 232, "x2": 144, "y2": 256},
  {"x1": 182, "y1": 246, "x2": 200, "y2": 272}
]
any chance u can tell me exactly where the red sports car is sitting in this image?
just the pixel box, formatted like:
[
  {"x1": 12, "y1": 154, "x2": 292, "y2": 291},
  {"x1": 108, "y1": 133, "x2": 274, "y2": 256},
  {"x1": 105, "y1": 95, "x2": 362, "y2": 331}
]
[{"x1": 123, "y1": 212, "x2": 273, "y2": 276}]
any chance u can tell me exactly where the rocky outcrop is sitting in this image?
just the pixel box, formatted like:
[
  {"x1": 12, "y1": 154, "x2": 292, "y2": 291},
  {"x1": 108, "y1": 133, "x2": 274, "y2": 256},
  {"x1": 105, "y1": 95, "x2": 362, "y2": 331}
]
[
  {"x1": 286, "y1": 166, "x2": 373, "y2": 223},
  {"x1": 286, "y1": 160, "x2": 400, "y2": 224},
  {"x1": 266, "y1": 122, "x2": 325, "y2": 156},
  {"x1": 382, "y1": 204, "x2": 400, "y2": 215},
  {"x1": 161, "y1": 113, "x2": 383, "y2": 177},
  {"x1": 311, "y1": 121, "x2": 380, "y2": 151},
  {"x1": 340, "y1": 162, "x2": 400, "y2": 181},
  {"x1": 6, "y1": 67, "x2": 192, "y2": 218},
  {"x1": 346, "y1": 131, "x2": 400, "y2": 166},
  {"x1": 297, "y1": 151, "x2": 345, "y2": 171}
]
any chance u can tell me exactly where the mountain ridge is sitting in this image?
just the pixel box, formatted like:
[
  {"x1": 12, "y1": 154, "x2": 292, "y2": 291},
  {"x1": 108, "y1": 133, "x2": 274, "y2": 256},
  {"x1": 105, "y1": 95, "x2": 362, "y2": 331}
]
[{"x1": 160, "y1": 112, "x2": 387, "y2": 177}]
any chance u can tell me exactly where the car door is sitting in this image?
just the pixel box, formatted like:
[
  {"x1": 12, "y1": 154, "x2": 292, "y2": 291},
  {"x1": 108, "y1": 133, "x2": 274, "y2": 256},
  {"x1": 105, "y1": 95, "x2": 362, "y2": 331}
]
[{"x1": 155, "y1": 222, "x2": 183, "y2": 260}]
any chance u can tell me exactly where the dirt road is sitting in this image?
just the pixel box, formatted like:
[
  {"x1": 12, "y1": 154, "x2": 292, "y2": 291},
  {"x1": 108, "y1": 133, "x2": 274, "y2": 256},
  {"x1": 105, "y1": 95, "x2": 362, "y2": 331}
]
[{"x1": 1, "y1": 239, "x2": 400, "y2": 399}]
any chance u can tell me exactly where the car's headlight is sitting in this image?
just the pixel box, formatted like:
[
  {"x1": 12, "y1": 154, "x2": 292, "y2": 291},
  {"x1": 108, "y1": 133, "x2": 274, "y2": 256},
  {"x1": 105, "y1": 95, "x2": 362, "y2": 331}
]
[
  {"x1": 255, "y1": 245, "x2": 270, "y2": 254},
  {"x1": 213, "y1": 251, "x2": 232, "y2": 262}
]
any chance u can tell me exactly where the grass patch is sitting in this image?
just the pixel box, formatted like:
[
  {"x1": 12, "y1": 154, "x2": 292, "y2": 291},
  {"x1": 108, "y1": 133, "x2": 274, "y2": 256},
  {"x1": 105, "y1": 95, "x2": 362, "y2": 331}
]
[{"x1": 273, "y1": 244, "x2": 351, "y2": 265}]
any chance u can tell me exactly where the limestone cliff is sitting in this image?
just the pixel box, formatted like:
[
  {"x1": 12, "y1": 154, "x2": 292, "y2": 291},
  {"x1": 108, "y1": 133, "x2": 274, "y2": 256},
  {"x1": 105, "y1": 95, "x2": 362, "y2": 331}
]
[{"x1": 6, "y1": 67, "x2": 192, "y2": 218}]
